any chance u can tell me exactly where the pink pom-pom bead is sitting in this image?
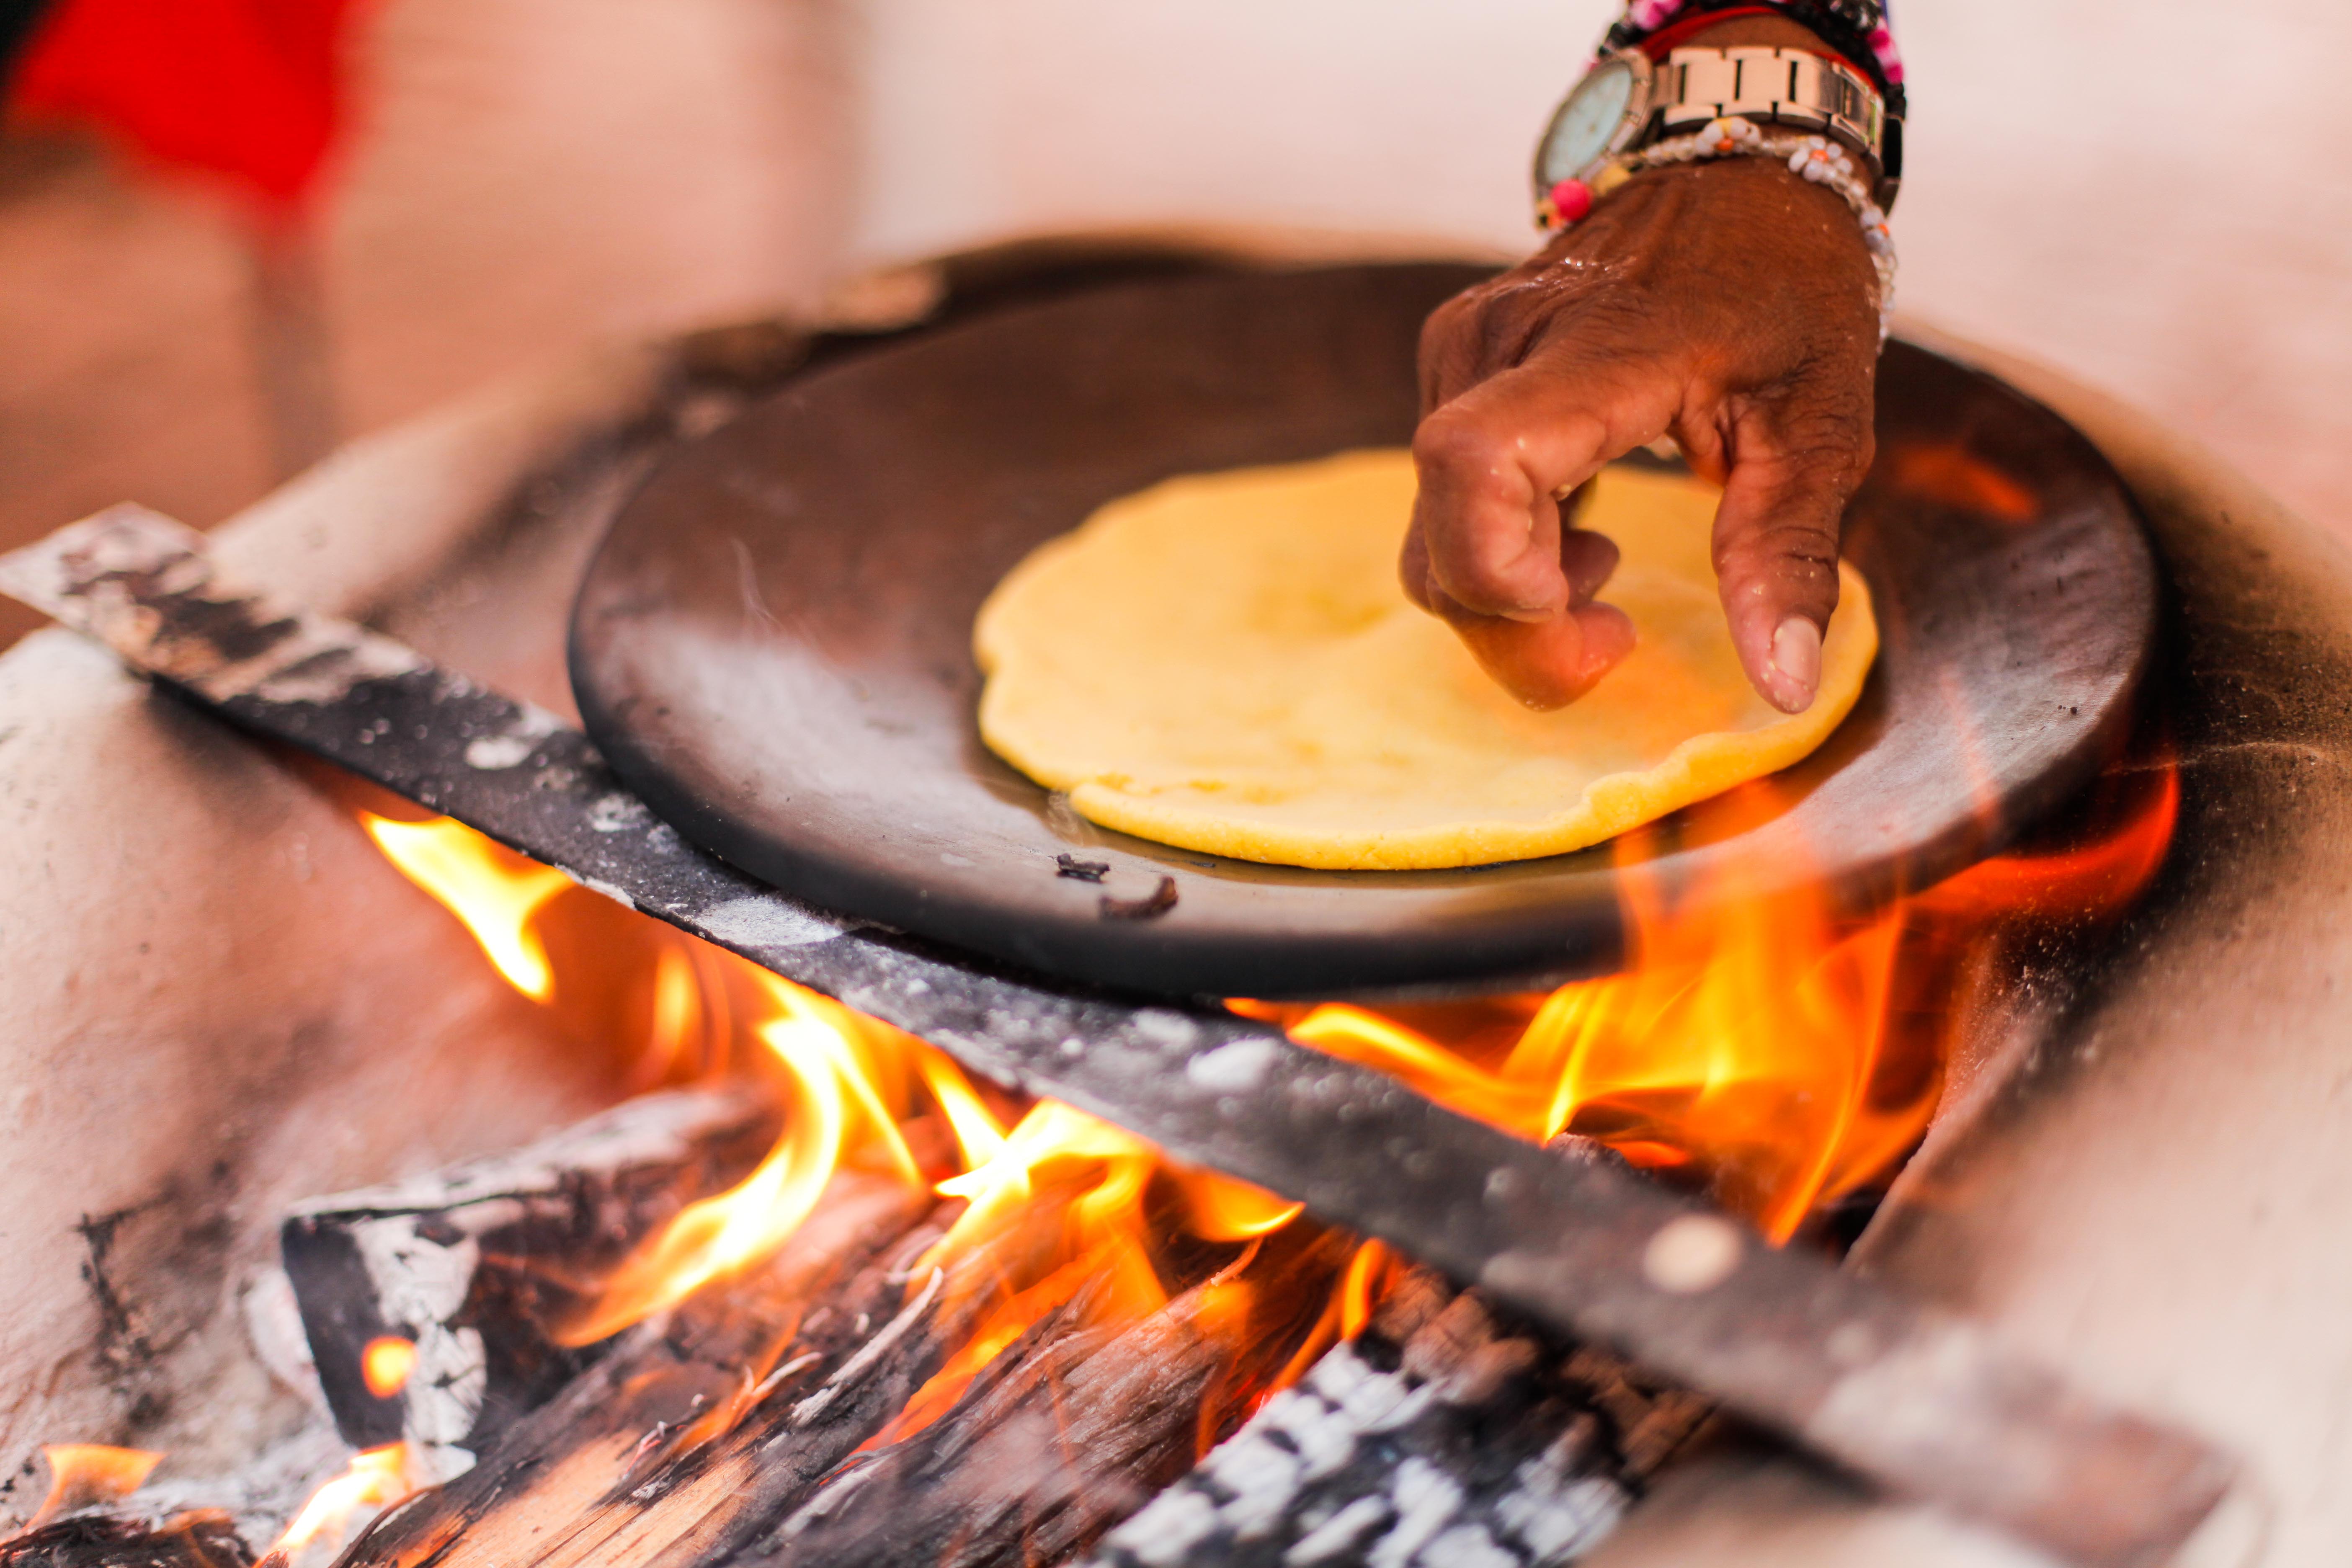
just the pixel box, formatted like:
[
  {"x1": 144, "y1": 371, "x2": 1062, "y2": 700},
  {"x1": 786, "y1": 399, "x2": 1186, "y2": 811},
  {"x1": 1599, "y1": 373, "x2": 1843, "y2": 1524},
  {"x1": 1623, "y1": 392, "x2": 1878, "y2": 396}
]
[{"x1": 1548, "y1": 179, "x2": 1594, "y2": 224}]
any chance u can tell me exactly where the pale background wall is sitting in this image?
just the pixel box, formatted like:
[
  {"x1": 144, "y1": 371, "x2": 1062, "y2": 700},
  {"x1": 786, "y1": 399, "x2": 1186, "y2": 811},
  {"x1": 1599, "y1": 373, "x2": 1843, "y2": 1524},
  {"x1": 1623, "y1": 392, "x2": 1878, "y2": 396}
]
[
  {"x1": 0, "y1": 0, "x2": 2347, "y2": 625},
  {"x1": 0, "y1": 0, "x2": 857, "y2": 653},
  {"x1": 850, "y1": 0, "x2": 2352, "y2": 543}
]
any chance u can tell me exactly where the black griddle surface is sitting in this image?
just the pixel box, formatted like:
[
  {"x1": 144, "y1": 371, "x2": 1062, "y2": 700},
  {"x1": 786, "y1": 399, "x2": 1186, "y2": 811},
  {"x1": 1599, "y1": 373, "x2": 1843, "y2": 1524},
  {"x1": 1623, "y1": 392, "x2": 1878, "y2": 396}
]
[{"x1": 569, "y1": 263, "x2": 2157, "y2": 999}]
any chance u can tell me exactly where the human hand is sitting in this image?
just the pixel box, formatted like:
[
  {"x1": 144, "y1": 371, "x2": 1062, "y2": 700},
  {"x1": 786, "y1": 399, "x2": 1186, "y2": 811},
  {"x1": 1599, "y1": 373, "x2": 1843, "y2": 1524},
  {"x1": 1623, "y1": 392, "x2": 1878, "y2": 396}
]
[{"x1": 1403, "y1": 151, "x2": 1882, "y2": 713}]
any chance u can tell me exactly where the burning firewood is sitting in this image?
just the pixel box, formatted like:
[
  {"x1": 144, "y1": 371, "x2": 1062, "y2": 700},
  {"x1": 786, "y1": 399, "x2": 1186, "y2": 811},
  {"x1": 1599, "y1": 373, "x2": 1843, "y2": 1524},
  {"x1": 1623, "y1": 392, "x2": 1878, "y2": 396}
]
[
  {"x1": 280, "y1": 1085, "x2": 778, "y2": 1461},
  {"x1": 0, "y1": 510, "x2": 2237, "y2": 1568},
  {"x1": 331, "y1": 1162, "x2": 944, "y2": 1568},
  {"x1": 0, "y1": 1512, "x2": 253, "y2": 1568},
  {"x1": 1085, "y1": 1271, "x2": 1711, "y2": 1568},
  {"x1": 761, "y1": 1227, "x2": 1358, "y2": 1568}
]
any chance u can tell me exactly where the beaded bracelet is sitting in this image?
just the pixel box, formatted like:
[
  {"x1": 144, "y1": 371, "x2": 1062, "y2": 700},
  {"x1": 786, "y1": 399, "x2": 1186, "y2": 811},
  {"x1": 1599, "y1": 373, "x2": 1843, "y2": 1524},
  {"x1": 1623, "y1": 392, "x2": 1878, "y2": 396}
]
[{"x1": 1540, "y1": 116, "x2": 1898, "y2": 337}]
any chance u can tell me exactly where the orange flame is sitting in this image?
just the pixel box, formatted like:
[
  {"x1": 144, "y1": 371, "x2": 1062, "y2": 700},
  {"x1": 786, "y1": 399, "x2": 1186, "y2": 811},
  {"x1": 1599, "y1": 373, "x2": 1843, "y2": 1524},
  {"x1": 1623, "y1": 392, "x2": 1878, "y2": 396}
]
[
  {"x1": 360, "y1": 1336, "x2": 417, "y2": 1400},
  {"x1": 261, "y1": 1444, "x2": 415, "y2": 1567},
  {"x1": 562, "y1": 974, "x2": 928, "y2": 1344},
  {"x1": 361, "y1": 815, "x2": 573, "y2": 1001},
  {"x1": 352, "y1": 760, "x2": 2174, "y2": 1467},
  {"x1": 1184, "y1": 1170, "x2": 1308, "y2": 1242},
  {"x1": 1251, "y1": 762, "x2": 2179, "y2": 1243},
  {"x1": 864, "y1": 1082, "x2": 1323, "y2": 1452},
  {"x1": 362, "y1": 814, "x2": 1315, "y2": 1384},
  {"x1": 26, "y1": 1444, "x2": 162, "y2": 1530}
]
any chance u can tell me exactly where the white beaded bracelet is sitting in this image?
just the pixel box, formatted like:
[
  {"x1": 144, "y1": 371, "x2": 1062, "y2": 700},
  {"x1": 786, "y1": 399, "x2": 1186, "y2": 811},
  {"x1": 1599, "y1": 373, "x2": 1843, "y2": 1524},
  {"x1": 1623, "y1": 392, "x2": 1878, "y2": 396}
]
[{"x1": 1539, "y1": 116, "x2": 1897, "y2": 338}]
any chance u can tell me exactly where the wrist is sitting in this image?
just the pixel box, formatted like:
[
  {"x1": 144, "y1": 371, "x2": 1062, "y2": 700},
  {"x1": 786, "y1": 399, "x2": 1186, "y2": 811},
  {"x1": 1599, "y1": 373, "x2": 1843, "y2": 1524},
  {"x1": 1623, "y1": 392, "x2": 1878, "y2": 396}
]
[
  {"x1": 1539, "y1": 149, "x2": 1888, "y2": 340},
  {"x1": 1679, "y1": 14, "x2": 1833, "y2": 52}
]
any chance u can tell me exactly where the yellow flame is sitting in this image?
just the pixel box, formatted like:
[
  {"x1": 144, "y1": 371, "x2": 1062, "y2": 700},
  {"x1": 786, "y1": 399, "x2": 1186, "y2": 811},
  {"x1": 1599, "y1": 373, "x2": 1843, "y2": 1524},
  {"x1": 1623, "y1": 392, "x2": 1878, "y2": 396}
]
[
  {"x1": 1269, "y1": 766, "x2": 2181, "y2": 1245},
  {"x1": 631, "y1": 942, "x2": 708, "y2": 1088},
  {"x1": 266, "y1": 1444, "x2": 414, "y2": 1563},
  {"x1": 916, "y1": 1052, "x2": 1011, "y2": 1174},
  {"x1": 1277, "y1": 887, "x2": 1916, "y2": 1244},
  {"x1": 563, "y1": 974, "x2": 925, "y2": 1344},
  {"x1": 28, "y1": 1445, "x2": 162, "y2": 1530},
  {"x1": 928, "y1": 1100, "x2": 1155, "y2": 1261},
  {"x1": 348, "y1": 807, "x2": 1313, "y2": 1364},
  {"x1": 1182, "y1": 1170, "x2": 1307, "y2": 1242},
  {"x1": 360, "y1": 815, "x2": 573, "y2": 1000}
]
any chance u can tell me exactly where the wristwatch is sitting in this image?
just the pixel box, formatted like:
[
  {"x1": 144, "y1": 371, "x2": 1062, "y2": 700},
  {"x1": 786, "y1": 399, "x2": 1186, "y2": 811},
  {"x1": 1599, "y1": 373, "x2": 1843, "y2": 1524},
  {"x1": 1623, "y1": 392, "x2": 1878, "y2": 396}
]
[{"x1": 1534, "y1": 44, "x2": 1900, "y2": 213}]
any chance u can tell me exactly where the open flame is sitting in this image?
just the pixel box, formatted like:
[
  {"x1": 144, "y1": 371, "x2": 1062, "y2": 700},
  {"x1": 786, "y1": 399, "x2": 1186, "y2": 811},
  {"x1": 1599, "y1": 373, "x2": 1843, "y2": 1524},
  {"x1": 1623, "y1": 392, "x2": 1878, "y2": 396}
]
[
  {"x1": 341, "y1": 756, "x2": 2175, "y2": 1488},
  {"x1": 1243, "y1": 762, "x2": 2179, "y2": 1241},
  {"x1": 260, "y1": 1444, "x2": 416, "y2": 1568},
  {"x1": 26, "y1": 1444, "x2": 162, "y2": 1530},
  {"x1": 563, "y1": 975, "x2": 931, "y2": 1343},
  {"x1": 361, "y1": 807, "x2": 1336, "y2": 1442},
  {"x1": 360, "y1": 815, "x2": 573, "y2": 1001}
]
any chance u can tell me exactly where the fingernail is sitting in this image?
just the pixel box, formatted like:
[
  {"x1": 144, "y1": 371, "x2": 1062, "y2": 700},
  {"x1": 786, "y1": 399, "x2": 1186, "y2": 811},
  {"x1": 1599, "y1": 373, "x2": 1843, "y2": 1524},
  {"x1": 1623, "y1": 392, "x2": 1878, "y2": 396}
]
[{"x1": 1768, "y1": 616, "x2": 1822, "y2": 713}]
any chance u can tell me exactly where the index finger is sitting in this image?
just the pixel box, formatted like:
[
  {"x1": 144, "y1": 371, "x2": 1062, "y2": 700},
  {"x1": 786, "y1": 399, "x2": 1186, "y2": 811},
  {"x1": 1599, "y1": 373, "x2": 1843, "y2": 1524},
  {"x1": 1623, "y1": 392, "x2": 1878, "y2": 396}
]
[{"x1": 1408, "y1": 358, "x2": 1680, "y2": 620}]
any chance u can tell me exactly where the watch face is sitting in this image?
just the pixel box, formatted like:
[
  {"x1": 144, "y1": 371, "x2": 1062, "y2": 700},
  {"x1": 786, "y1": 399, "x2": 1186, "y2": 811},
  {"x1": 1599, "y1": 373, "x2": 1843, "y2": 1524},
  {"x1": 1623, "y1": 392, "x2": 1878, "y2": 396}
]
[{"x1": 1538, "y1": 58, "x2": 1639, "y2": 188}]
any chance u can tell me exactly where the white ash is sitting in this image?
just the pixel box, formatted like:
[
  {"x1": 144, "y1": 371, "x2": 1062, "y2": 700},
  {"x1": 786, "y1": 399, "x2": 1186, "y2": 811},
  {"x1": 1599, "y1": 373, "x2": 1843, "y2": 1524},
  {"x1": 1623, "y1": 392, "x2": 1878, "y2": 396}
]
[
  {"x1": 241, "y1": 1267, "x2": 326, "y2": 1414},
  {"x1": 1186, "y1": 1039, "x2": 1278, "y2": 1093},
  {"x1": 587, "y1": 792, "x2": 655, "y2": 832},
  {"x1": 464, "y1": 735, "x2": 536, "y2": 770},
  {"x1": 353, "y1": 1218, "x2": 489, "y2": 1451},
  {"x1": 562, "y1": 869, "x2": 638, "y2": 910},
  {"x1": 1084, "y1": 1282, "x2": 1686, "y2": 1568},
  {"x1": 698, "y1": 894, "x2": 853, "y2": 951},
  {"x1": 1284, "y1": 1495, "x2": 1389, "y2": 1565}
]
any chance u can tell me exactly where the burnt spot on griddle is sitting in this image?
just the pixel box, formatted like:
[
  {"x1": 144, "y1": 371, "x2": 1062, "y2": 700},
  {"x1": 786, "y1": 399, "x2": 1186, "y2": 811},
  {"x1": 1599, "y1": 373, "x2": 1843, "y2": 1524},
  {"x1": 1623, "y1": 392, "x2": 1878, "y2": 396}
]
[
  {"x1": 1099, "y1": 876, "x2": 1178, "y2": 921},
  {"x1": 1055, "y1": 855, "x2": 1110, "y2": 883}
]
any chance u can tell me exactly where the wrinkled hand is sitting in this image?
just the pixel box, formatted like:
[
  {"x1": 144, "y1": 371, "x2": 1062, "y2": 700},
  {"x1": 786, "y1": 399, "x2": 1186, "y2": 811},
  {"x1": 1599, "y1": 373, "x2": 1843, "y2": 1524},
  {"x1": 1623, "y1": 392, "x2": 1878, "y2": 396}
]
[{"x1": 1404, "y1": 154, "x2": 1881, "y2": 712}]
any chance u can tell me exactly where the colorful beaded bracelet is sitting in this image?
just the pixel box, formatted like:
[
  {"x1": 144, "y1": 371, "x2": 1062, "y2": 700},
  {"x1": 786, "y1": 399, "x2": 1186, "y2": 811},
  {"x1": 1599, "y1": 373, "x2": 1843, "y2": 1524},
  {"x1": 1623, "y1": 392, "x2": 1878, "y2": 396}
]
[{"x1": 1538, "y1": 116, "x2": 1898, "y2": 336}]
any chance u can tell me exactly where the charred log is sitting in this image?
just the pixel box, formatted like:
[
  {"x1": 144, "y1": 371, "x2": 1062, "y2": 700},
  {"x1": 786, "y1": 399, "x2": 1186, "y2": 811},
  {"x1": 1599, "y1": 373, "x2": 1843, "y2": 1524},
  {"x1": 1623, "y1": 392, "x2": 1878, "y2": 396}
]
[
  {"x1": 332, "y1": 1162, "x2": 940, "y2": 1568},
  {"x1": 1086, "y1": 1273, "x2": 1712, "y2": 1568},
  {"x1": 338, "y1": 1164, "x2": 1145, "y2": 1568},
  {"x1": 281, "y1": 1085, "x2": 776, "y2": 1458},
  {"x1": 761, "y1": 1228, "x2": 1357, "y2": 1568},
  {"x1": 0, "y1": 1513, "x2": 254, "y2": 1568}
]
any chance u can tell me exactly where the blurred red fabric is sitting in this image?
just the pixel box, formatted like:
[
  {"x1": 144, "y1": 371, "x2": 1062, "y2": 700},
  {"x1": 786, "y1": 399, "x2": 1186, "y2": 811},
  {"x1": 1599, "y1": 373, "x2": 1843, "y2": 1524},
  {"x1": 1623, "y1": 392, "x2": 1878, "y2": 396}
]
[{"x1": 7, "y1": 0, "x2": 363, "y2": 213}]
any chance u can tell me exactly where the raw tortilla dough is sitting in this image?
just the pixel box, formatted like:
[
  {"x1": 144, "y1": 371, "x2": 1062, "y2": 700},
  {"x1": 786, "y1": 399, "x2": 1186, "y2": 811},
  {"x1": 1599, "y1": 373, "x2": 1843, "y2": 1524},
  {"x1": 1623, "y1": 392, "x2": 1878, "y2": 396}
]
[{"x1": 974, "y1": 449, "x2": 1877, "y2": 871}]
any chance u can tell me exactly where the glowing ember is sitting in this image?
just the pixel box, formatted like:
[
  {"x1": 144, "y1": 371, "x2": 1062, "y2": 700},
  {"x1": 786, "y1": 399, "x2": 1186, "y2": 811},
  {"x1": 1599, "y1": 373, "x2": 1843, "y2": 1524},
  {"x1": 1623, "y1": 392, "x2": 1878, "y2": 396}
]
[
  {"x1": 262, "y1": 1444, "x2": 416, "y2": 1567},
  {"x1": 361, "y1": 814, "x2": 573, "y2": 1000},
  {"x1": 26, "y1": 1444, "x2": 162, "y2": 1529},
  {"x1": 361, "y1": 1335, "x2": 417, "y2": 1399}
]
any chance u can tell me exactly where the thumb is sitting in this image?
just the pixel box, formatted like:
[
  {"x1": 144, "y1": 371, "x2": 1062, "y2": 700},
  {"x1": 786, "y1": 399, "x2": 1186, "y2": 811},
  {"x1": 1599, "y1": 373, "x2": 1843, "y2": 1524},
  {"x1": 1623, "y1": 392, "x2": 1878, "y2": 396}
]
[{"x1": 1709, "y1": 424, "x2": 1871, "y2": 713}]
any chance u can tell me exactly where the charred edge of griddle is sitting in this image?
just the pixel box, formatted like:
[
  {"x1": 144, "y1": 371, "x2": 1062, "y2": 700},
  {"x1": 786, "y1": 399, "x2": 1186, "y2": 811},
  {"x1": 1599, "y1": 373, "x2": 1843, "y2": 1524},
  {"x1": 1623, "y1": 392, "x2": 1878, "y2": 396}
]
[
  {"x1": 281, "y1": 1086, "x2": 778, "y2": 1455},
  {"x1": 0, "y1": 1510, "x2": 255, "y2": 1568},
  {"x1": 1084, "y1": 1273, "x2": 1715, "y2": 1568}
]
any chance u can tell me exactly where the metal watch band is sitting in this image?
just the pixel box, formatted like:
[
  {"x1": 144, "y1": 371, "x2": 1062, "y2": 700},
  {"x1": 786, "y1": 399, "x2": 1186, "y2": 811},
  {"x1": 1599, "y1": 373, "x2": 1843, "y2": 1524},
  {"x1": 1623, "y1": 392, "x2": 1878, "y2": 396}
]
[{"x1": 1658, "y1": 45, "x2": 1886, "y2": 176}]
